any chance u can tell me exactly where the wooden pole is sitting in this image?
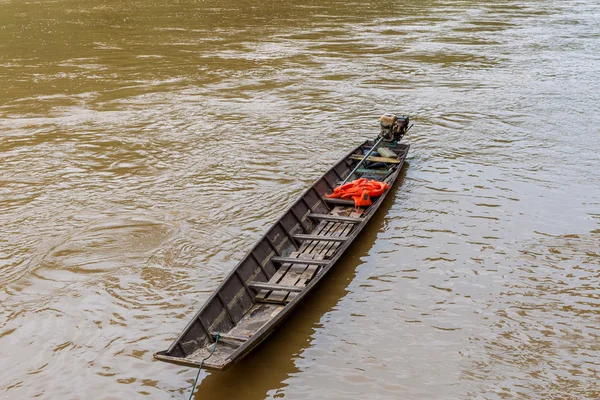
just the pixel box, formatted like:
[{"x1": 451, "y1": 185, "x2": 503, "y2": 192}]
[{"x1": 341, "y1": 135, "x2": 385, "y2": 185}]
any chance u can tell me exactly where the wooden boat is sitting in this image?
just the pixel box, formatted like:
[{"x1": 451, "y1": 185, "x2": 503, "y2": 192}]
[{"x1": 155, "y1": 127, "x2": 410, "y2": 370}]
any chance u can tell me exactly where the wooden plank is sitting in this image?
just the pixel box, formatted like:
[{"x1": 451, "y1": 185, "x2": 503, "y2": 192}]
[
  {"x1": 255, "y1": 297, "x2": 290, "y2": 305},
  {"x1": 294, "y1": 221, "x2": 336, "y2": 257},
  {"x1": 253, "y1": 255, "x2": 295, "y2": 300},
  {"x1": 250, "y1": 251, "x2": 271, "y2": 280},
  {"x1": 187, "y1": 342, "x2": 232, "y2": 368},
  {"x1": 265, "y1": 235, "x2": 281, "y2": 256},
  {"x1": 177, "y1": 342, "x2": 187, "y2": 357},
  {"x1": 356, "y1": 168, "x2": 389, "y2": 175},
  {"x1": 270, "y1": 256, "x2": 329, "y2": 266},
  {"x1": 293, "y1": 234, "x2": 349, "y2": 242},
  {"x1": 309, "y1": 213, "x2": 363, "y2": 223},
  {"x1": 290, "y1": 208, "x2": 309, "y2": 233},
  {"x1": 254, "y1": 220, "x2": 334, "y2": 300},
  {"x1": 250, "y1": 216, "x2": 348, "y2": 318},
  {"x1": 312, "y1": 187, "x2": 330, "y2": 210},
  {"x1": 322, "y1": 175, "x2": 335, "y2": 190},
  {"x1": 300, "y1": 196, "x2": 313, "y2": 212},
  {"x1": 210, "y1": 333, "x2": 247, "y2": 347},
  {"x1": 234, "y1": 269, "x2": 254, "y2": 300},
  {"x1": 278, "y1": 220, "x2": 298, "y2": 249},
  {"x1": 286, "y1": 258, "x2": 338, "y2": 302},
  {"x1": 287, "y1": 216, "x2": 358, "y2": 301},
  {"x1": 213, "y1": 303, "x2": 284, "y2": 352},
  {"x1": 323, "y1": 197, "x2": 355, "y2": 206},
  {"x1": 249, "y1": 282, "x2": 304, "y2": 293},
  {"x1": 266, "y1": 223, "x2": 341, "y2": 302},
  {"x1": 216, "y1": 292, "x2": 235, "y2": 323},
  {"x1": 197, "y1": 316, "x2": 212, "y2": 340},
  {"x1": 349, "y1": 154, "x2": 400, "y2": 164},
  {"x1": 269, "y1": 220, "x2": 347, "y2": 303},
  {"x1": 266, "y1": 258, "x2": 314, "y2": 302},
  {"x1": 287, "y1": 206, "x2": 361, "y2": 297},
  {"x1": 331, "y1": 166, "x2": 342, "y2": 180}
]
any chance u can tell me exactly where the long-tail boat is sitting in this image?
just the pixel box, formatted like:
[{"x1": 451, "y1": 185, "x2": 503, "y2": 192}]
[{"x1": 155, "y1": 114, "x2": 411, "y2": 370}]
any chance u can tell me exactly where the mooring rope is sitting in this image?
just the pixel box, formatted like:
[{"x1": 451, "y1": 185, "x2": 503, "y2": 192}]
[{"x1": 187, "y1": 332, "x2": 220, "y2": 400}]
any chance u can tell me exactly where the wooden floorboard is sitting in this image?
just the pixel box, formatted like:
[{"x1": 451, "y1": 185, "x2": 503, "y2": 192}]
[
  {"x1": 268, "y1": 206, "x2": 359, "y2": 303},
  {"x1": 293, "y1": 234, "x2": 349, "y2": 242},
  {"x1": 287, "y1": 207, "x2": 362, "y2": 301},
  {"x1": 226, "y1": 303, "x2": 284, "y2": 342},
  {"x1": 267, "y1": 254, "x2": 316, "y2": 302},
  {"x1": 270, "y1": 256, "x2": 329, "y2": 266},
  {"x1": 227, "y1": 206, "x2": 359, "y2": 342},
  {"x1": 266, "y1": 222, "x2": 343, "y2": 302},
  {"x1": 348, "y1": 154, "x2": 400, "y2": 164},
  {"x1": 309, "y1": 213, "x2": 363, "y2": 223},
  {"x1": 254, "y1": 220, "x2": 336, "y2": 300}
]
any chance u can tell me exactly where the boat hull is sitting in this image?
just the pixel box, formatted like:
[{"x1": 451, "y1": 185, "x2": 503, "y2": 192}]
[{"x1": 155, "y1": 139, "x2": 410, "y2": 370}]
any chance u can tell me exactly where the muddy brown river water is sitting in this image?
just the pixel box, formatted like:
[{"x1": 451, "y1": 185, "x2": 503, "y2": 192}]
[{"x1": 1, "y1": 0, "x2": 600, "y2": 398}]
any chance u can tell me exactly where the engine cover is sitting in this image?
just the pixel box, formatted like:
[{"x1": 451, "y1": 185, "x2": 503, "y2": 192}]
[{"x1": 379, "y1": 113, "x2": 409, "y2": 142}]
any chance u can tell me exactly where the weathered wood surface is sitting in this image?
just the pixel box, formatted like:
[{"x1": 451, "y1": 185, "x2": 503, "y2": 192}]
[
  {"x1": 323, "y1": 197, "x2": 355, "y2": 206},
  {"x1": 226, "y1": 303, "x2": 284, "y2": 342},
  {"x1": 348, "y1": 154, "x2": 400, "y2": 164},
  {"x1": 309, "y1": 214, "x2": 363, "y2": 223},
  {"x1": 264, "y1": 220, "x2": 339, "y2": 303},
  {"x1": 270, "y1": 256, "x2": 329, "y2": 266},
  {"x1": 293, "y1": 234, "x2": 349, "y2": 242},
  {"x1": 249, "y1": 282, "x2": 304, "y2": 293},
  {"x1": 355, "y1": 168, "x2": 389, "y2": 175},
  {"x1": 287, "y1": 207, "x2": 360, "y2": 301}
]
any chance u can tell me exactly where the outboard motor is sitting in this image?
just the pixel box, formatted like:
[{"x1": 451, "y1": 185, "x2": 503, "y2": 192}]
[{"x1": 379, "y1": 113, "x2": 410, "y2": 143}]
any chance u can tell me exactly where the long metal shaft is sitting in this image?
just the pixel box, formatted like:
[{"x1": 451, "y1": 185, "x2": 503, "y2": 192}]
[{"x1": 341, "y1": 135, "x2": 385, "y2": 185}]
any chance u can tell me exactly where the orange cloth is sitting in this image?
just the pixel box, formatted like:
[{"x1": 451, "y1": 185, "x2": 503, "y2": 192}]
[{"x1": 326, "y1": 178, "x2": 391, "y2": 207}]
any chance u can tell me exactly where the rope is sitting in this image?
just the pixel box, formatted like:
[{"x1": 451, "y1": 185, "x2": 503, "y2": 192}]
[{"x1": 187, "y1": 332, "x2": 220, "y2": 400}]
